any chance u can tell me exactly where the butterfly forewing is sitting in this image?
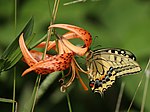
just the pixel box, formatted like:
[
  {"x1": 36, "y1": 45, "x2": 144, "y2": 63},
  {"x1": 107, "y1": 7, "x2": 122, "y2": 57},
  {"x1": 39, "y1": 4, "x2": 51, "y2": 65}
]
[{"x1": 86, "y1": 48, "x2": 141, "y2": 94}]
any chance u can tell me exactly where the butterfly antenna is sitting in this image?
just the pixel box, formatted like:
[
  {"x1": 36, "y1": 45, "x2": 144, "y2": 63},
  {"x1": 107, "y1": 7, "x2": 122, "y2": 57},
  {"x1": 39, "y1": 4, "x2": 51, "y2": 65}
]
[
  {"x1": 92, "y1": 35, "x2": 98, "y2": 46},
  {"x1": 93, "y1": 36, "x2": 98, "y2": 43},
  {"x1": 92, "y1": 45, "x2": 102, "y2": 50},
  {"x1": 91, "y1": 36, "x2": 102, "y2": 50}
]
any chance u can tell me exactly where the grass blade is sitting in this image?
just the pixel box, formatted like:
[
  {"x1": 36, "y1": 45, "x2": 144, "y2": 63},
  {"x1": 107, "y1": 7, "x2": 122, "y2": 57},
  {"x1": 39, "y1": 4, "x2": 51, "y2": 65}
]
[
  {"x1": 127, "y1": 75, "x2": 143, "y2": 112},
  {"x1": 66, "y1": 91, "x2": 72, "y2": 112},
  {"x1": 12, "y1": 67, "x2": 16, "y2": 112},
  {"x1": 140, "y1": 58, "x2": 150, "y2": 112},
  {"x1": 0, "y1": 98, "x2": 16, "y2": 103},
  {"x1": 22, "y1": 75, "x2": 41, "y2": 112},
  {"x1": 1, "y1": 17, "x2": 34, "y2": 59},
  {"x1": 37, "y1": 71, "x2": 60, "y2": 101},
  {"x1": 61, "y1": 71, "x2": 73, "y2": 112},
  {"x1": 115, "y1": 82, "x2": 125, "y2": 112},
  {"x1": 0, "y1": 98, "x2": 17, "y2": 112},
  {"x1": 22, "y1": 0, "x2": 60, "y2": 111},
  {"x1": 0, "y1": 17, "x2": 34, "y2": 72}
]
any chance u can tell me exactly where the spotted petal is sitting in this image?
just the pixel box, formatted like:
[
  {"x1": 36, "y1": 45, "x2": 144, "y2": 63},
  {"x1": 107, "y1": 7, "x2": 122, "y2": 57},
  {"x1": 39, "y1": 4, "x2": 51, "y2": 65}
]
[
  {"x1": 19, "y1": 34, "x2": 73, "y2": 76},
  {"x1": 49, "y1": 24, "x2": 92, "y2": 56},
  {"x1": 22, "y1": 52, "x2": 73, "y2": 76}
]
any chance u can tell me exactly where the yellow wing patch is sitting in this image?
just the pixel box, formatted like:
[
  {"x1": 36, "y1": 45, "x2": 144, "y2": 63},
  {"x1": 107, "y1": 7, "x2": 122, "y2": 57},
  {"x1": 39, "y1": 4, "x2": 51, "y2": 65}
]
[{"x1": 86, "y1": 48, "x2": 141, "y2": 95}]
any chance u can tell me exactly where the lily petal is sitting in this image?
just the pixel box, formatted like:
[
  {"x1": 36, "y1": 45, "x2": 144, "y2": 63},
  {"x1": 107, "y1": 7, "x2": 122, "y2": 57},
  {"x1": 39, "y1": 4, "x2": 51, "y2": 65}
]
[
  {"x1": 49, "y1": 24, "x2": 92, "y2": 55},
  {"x1": 61, "y1": 38, "x2": 88, "y2": 56},
  {"x1": 63, "y1": 31, "x2": 91, "y2": 47},
  {"x1": 50, "y1": 24, "x2": 92, "y2": 47},
  {"x1": 36, "y1": 41, "x2": 56, "y2": 51},
  {"x1": 19, "y1": 33, "x2": 37, "y2": 66},
  {"x1": 28, "y1": 50, "x2": 52, "y2": 62},
  {"x1": 22, "y1": 52, "x2": 73, "y2": 76}
]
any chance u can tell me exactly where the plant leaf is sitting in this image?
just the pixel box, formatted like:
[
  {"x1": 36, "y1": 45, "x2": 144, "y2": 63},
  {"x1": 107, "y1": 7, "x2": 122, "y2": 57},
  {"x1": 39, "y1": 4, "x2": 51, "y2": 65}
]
[
  {"x1": 0, "y1": 98, "x2": 16, "y2": 103},
  {"x1": 37, "y1": 71, "x2": 60, "y2": 100},
  {"x1": 0, "y1": 17, "x2": 34, "y2": 72}
]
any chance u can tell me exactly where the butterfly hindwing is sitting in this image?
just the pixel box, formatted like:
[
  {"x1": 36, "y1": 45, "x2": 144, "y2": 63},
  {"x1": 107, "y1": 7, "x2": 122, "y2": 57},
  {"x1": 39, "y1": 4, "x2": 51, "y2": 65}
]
[{"x1": 86, "y1": 48, "x2": 141, "y2": 94}]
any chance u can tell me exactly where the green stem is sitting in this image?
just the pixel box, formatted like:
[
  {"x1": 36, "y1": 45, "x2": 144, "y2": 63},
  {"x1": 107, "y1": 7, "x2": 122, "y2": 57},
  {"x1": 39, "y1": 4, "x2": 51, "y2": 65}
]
[
  {"x1": 115, "y1": 82, "x2": 125, "y2": 112},
  {"x1": 141, "y1": 75, "x2": 149, "y2": 112},
  {"x1": 12, "y1": 0, "x2": 17, "y2": 111},
  {"x1": 140, "y1": 59, "x2": 150, "y2": 112},
  {"x1": 14, "y1": 0, "x2": 17, "y2": 33},
  {"x1": 44, "y1": 0, "x2": 60, "y2": 56},
  {"x1": 61, "y1": 71, "x2": 72, "y2": 112},
  {"x1": 29, "y1": 34, "x2": 47, "y2": 49},
  {"x1": 30, "y1": 0, "x2": 60, "y2": 111},
  {"x1": 31, "y1": 75, "x2": 41, "y2": 112},
  {"x1": 12, "y1": 67, "x2": 16, "y2": 112},
  {"x1": 127, "y1": 75, "x2": 143, "y2": 112},
  {"x1": 66, "y1": 92, "x2": 72, "y2": 112}
]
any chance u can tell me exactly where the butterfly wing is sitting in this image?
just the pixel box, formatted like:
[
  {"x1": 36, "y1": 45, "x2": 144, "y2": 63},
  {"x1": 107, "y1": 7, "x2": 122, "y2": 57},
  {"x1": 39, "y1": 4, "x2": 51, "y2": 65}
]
[{"x1": 86, "y1": 48, "x2": 141, "y2": 94}]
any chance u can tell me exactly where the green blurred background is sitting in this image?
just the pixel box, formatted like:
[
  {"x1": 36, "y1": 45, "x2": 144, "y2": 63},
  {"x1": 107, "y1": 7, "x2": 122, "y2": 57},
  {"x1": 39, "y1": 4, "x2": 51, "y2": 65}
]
[{"x1": 0, "y1": 0, "x2": 150, "y2": 112}]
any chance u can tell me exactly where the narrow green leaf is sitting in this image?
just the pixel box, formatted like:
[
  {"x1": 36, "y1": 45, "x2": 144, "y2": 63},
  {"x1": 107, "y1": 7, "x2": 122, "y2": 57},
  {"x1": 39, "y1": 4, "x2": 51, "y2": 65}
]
[
  {"x1": 3, "y1": 33, "x2": 35, "y2": 71},
  {"x1": 66, "y1": 91, "x2": 72, "y2": 112},
  {"x1": 0, "y1": 17, "x2": 34, "y2": 72},
  {"x1": 140, "y1": 59, "x2": 150, "y2": 112},
  {"x1": 0, "y1": 97, "x2": 17, "y2": 112},
  {"x1": 1, "y1": 17, "x2": 34, "y2": 59},
  {"x1": 29, "y1": 34, "x2": 47, "y2": 49},
  {"x1": 12, "y1": 67, "x2": 16, "y2": 112},
  {"x1": 0, "y1": 98, "x2": 16, "y2": 103},
  {"x1": 37, "y1": 71, "x2": 60, "y2": 101},
  {"x1": 22, "y1": 75, "x2": 41, "y2": 112},
  {"x1": 23, "y1": 73, "x2": 59, "y2": 112},
  {"x1": 18, "y1": 83, "x2": 33, "y2": 112},
  {"x1": 0, "y1": 59, "x2": 6, "y2": 73}
]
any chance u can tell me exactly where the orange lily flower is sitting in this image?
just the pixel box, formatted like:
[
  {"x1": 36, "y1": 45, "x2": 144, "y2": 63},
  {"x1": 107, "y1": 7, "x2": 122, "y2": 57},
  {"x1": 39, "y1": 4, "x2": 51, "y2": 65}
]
[
  {"x1": 19, "y1": 34, "x2": 73, "y2": 76},
  {"x1": 19, "y1": 24, "x2": 92, "y2": 91}
]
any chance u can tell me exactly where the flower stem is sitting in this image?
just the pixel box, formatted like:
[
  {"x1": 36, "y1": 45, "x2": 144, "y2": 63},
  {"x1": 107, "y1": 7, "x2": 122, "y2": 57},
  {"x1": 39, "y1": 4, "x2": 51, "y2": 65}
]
[
  {"x1": 66, "y1": 92, "x2": 72, "y2": 112},
  {"x1": 30, "y1": 0, "x2": 60, "y2": 111},
  {"x1": 12, "y1": 0, "x2": 17, "y2": 111},
  {"x1": 140, "y1": 58, "x2": 150, "y2": 112}
]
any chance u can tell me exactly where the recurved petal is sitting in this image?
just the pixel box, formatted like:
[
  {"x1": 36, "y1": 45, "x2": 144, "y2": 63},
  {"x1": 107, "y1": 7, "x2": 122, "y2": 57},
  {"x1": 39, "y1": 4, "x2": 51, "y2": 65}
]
[
  {"x1": 19, "y1": 33, "x2": 37, "y2": 66},
  {"x1": 49, "y1": 24, "x2": 92, "y2": 48},
  {"x1": 61, "y1": 38, "x2": 88, "y2": 56},
  {"x1": 22, "y1": 52, "x2": 73, "y2": 76},
  {"x1": 28, "y1": 50, "x2": 52, "y2": 62},
  {"x1": 36, "y1": 41, "x2": 56, "y2": 51}
]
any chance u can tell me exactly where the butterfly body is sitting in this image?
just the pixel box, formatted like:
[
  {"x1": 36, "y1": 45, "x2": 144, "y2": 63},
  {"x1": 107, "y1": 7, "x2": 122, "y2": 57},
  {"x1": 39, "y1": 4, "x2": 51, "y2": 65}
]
[{"x1": 86, "y1": 48, "x2": 141, "y2": 94}]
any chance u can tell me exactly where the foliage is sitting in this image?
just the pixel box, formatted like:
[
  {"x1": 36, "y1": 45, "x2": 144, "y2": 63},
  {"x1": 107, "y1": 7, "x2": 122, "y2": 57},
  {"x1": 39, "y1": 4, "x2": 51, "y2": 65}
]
[{"x1": 0, "y1": 0, "x2": 150, "y2": 112}]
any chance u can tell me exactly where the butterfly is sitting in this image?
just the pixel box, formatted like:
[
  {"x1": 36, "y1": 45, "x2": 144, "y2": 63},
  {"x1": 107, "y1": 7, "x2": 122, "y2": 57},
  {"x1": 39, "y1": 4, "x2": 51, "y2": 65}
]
[{"x1": 85, "y1": 48, "x2": 141, "y2": 95}]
